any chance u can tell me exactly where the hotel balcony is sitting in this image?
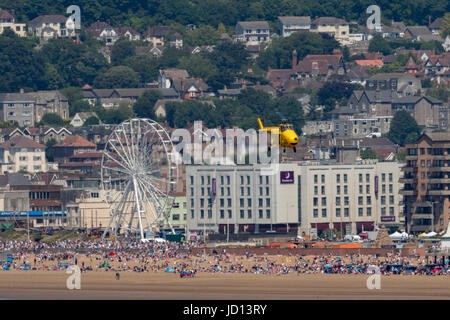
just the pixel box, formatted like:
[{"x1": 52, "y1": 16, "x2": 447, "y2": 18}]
[
  {"x1": 399, "y1": 177, "x2": 415, "y2": 183},
  {"x1": 427, "y1": 178, "x2": 450, "y2": 183},
  {"x1": 411, "y1": 214, "x2": 433, "y2": 220},
  {"x1": 401, "y1": 166, "x2": 418, "y2": 172},
  {"x1": 429, "y1": 166, "x2": 450, "y2": 172},
  {"x1": 427, "y1": 189, "x2": 450, "y2": 195},
  {"x1": 410, "y1": 225, "x2": 432, "y2": 232},
  {"x1": 399, "y1": 189, "x2": 416, "y2": 195},
  {"x1": 431, "y1": 154, "x2": 450, "y2": 160}
]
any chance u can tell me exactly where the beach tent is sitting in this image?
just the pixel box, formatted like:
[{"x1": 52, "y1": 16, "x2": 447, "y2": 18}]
[
  {"x1": 424, "y1": 231, "x2": 437, "y2": 237},
  {"x1": 418, "y1": 232, "x2": 427, "y2": 237},
  {"x1": 389, "y1": 231, "x2": 402, "y2": 240},
  {"x1": 165, "y1": 267, "x2": 174, "y2": 273}
]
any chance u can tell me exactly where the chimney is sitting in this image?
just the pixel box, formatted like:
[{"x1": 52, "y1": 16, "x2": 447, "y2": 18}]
[{"x1": 292, "y1": 50, "x2": 298, "y2": 68}]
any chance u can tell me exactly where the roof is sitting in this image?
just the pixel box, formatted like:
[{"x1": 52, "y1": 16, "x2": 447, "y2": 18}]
[
  {"x1": 0, "y1": 135, "x2": 45, "y2": 149},
  {"x1": 170, "y1": 32, "x2": 183, "y2": 40},
  {"x1": 69, "y1": 152, "x2": 103, "y2": 159},
  {"x1": 74, "y1": 112, "x2": 98, "y2": 121},
  {"x1": 0, "y1": 9, "x2": 14, "y2": 20},
  {"x1": 236, "y1": 21, "x2": 270, "y2": 29},
  {"x1": 115, "y1": 26, "x2": 140, "y2": 37},
  {"x1": 0, "y1": 173, "x2": 31, "y2": 187},
  {"x1": 392, "y1": 96, "x2": 443, "y2": 105},
  {"x1": 423, "y1": 131, "x2": 450, "y2": 142},
  {"x1": 172, "y1": 79, "x2": 209, "y2": 92},
  {"x1": 27, "y1": 90, "x2": 68, "y2": 104},
  {"x1": 329, "y1": 107, "x2": 359, "y2": 115},
  {"x1": 355, "y1": 60, "x2": 383, "y2": 67},
  {"x1": 161, "y1": 68, "x2": 189, "y2": 80},
  {"x1": 0, "y1": 93, "x2": 35, "y2": 102},
  {"x1": 54, "y1": 135, "x2": 96, "y2": 148},
  {"x1": 429, "y1": 18, "x2": 443, "y2": 29},
  {"x1": 372, "y1": 147, "x2": 396, "y2": 160},
  {"x1": 312, "y1": 17, "x2": 348, "y2": 25},
  {"x1": 295, "y1": 54, "x2": 343, "y2": 75},
  {"x1": 405, "y1": 26, "x2": 432, "y2": 37},
  {"x1": 29, "y1": 15, "x2": 67, "y2": 25},
  {"x1": 369, "y1": 72, "x2": 416, "y2": 81},
  {"x1": 145, "y1": 26, "x2": 170, "y2": 37},
  {"x1": 278, "y1": 16, "x2": 311, "y2": 25},
  {"x1": 86, "y1": 21, "x2": 114, "y2": 37},
  {"x1": 353, "y1": 90, "x2": 398, "y2": 103}
]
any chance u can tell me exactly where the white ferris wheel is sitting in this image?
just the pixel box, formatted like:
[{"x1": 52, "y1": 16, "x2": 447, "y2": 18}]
[{"x1": 100, "y1": 118, "x2": 179, "y2": 240}]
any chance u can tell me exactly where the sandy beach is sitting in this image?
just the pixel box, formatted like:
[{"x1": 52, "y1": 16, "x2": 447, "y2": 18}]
[{"x1": 0, "y1": 271, "x2": 449, "y2": 300}]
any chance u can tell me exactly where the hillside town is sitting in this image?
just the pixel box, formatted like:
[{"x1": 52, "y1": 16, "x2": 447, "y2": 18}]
[{"x1": 0, "y1": 6, "x2": 449, "y2": 243}]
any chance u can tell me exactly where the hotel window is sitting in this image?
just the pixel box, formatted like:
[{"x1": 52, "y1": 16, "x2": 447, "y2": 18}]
[
  {"x1": 220, "y1": 210, "x2": 224, "y2": 219},
  {"x1": 366, "y1": 185, "x2": 370, "y2": 193},
  {"x1": 201, "y1": 188, "x2": 204, "y2": 196},
  {"x1": 336, "y1": 208, "x2": 341, "y2": 217},
  {"x1": 221, "y1": 187, "x2": 224, "y2": 196},
  {"x1": 382, "y1": 173, "x2": 385, "y2": 182},
  {"x1": 227, "y1": 187, "x2": 231, "y2": 196},
  {"x1": 240, "y1": 176, "x2": 244, "y2": 184},
  {"x1": 336, "y1": 174, "x2": 340, "y2": 183},
  {"x1": 421, "y1": 160, "x2": 425, "y2": 167},
  {"x1": 207, "y1": 176, "x2": 211, "y2": 184},
  {"x1": 200, "y1": 210, "x2": 204, "y2": 219},
  {"x1": 240, "y1": 210, "x2": 244, "y2": 219},
  {"x1": 259, "y1": 210, "x2": 263, "y2": 219},
  {"x1": 321, "y1": 175, "x2": 325, "y2": 183},
  {"x1": 201, "y1": 176, "x2": 204, "y2": 184},
  {"x1": 337, "y1": 185, "x2": 341, "y2": 194},
  {"x1": 359, "y1": 174, "x2": 363, "y2": 183},
  {"x1": 322, "y1": 209, "x2": 327, "y2": 217},
  {"x1": 220, "y1": 176, "x2": 224, "y2": 184},
  {"x1": 389, "y1": 184, "x2": 393, "y2": 193},
  {"x1": 240, "y1": 199, "x2": 244, "y2": 207},
  {"x1": 208, "y1": 210, "x2": 212, "y2": 219},
  {"x1": 358, "y1": 208, "x2": 363, "y2": 216},
  {"x1": 336, "y1": 197, "x2": 341, "y2": 205},
  {"x1": 259, "y1": 176, "x2": 262, "y2": 184},
  {"x1": 381, "y1": 196, "x2": 386, "y2": 205},
  {"x1": 321, "y1": 186, "x2": 325, "y2": 194},
  {"x1": 314, "y1": 175, "x2": 318, "y2": 183},
  {"x1": 382, "y1": 184, "x2": 386, "y2": 193},
  {"x1": 228, "y1": 210, "x2": 232, "y2": 218},
  {"x1": 367, "y1": 208, "x2": 372, "y2": 216},
  {"x1": 313, "y1": 209, "x2": 318, "y2": 218},
  {"x1": 220, "y1": 199, "x2": 224, "y2": 207},
  {"x1": 366, "y1": 174, "x2": 370, "y2": 183},
  {"x1": 248, "y1": 210, "x2": 252, "y2": 219},
  {"x1": 33, "y1": 165, "x2": 41, "y2": 170},
  {"x1": 344, "y1": 185, "x2": 348, "y2": 194},
  {"x1": 259, "y1": 198, "x2": 263, "y2": 207},
  {"x1": 367, "y1": 196, "x2": 371, "y2": 205},
  {"x1": 247, "y1": 176, "x2": 250, "y2": 184},
  {"x1": 266, "y1": 209, "x2": 271, "y2": 219},
  {"x1": 344, "y1": 174, "x2": 347, "y2": 183},
  {"x1": 389, "y1": 195, "x2": 394, "y2": 205},
  {"x1": 227, "y1": 199, "x2": 232, "y2": 207},
  {"x1": 190, "y1": 176, "x2": 194, "y2": 185},
  {"x1": 359, "y1": 185, "x2": 363, "y2": 193},
  {"x1": 266, "y1": 176, "x2": 269, "y2": 184},
  {"x1": 389, "y1": 173, "x2": 393, "y2": 182},
  {"x1": 344, "y1": 208, "x2": 349, "y2": 217},
  {"x1": 344, "y1": 197, "x2": 349, "y2": 205},
  {"x1": 247, "y1": 199, "x2": 251, "y2": 207},
  {"x1": 313, "y1": 198, "x2": 318, "y2": 206},
  {"x1": 191, "y1": 199, "x2": 194, "y2": 207},
  {"x1": 240, "y1": 187, "x2": 244, "y2": 196},
  {"x1": 321, "y1": 197, "x2": 326, "y2": 205},
  {"x1": 358, "y1": 196, "x2": 363, "y2": 205},
  {"x1": 227, "y1": 176, "x2": 230, "y2": 184},
  {"x1": 191, "y1": 210, "x2": 194, "y2": 219},
  {"x1": 381, "y1": 207, "x2": 386, "y2": 216},
  {"x1": 191, "y1": 188, "x2": 194, "y2": 196},
  {"x1": 266, "y1": 198, "x2": 270, "y2": 206},
  {"x1": 389, "y1": 207, "x2": 394, "y2": 216},
  {"x1": 259, "y1": 187, "x2": 263, "y2": 196},
  {"x1": 266, "y1": 187, "x2": 269, "y2": 195},
  {"x1": 314, "y1": 186, "x2": 318, "y2": 195},
  {"x1": 200, "y1": 199, "x2": 204, "y2": 207}
]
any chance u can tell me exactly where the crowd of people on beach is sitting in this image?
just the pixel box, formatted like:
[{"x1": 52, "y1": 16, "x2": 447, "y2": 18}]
[{"x1": 0, "y1": 239, "x2": 449, "y2": 276}]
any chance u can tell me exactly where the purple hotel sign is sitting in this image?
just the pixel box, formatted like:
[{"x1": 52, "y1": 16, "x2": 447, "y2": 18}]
[
  {"x1": 280, "y1": 171, "x2": 294, "y2": 184},
  {"x1": 381, "y1": 216, "x2": 395, "y2": 222}
]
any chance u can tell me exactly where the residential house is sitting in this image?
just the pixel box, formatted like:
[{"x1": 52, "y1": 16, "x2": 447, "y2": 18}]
[
  {"x1": 115, "y1": 26, "x2": 140, "y2": 41},
  {"x1": 154, "y1": 99, "x2": 183, "y2": 118},
  {"x1": 0, "y1": 92, "x2": 35, "y2": 127},
  {"x1": 53, "y1": 135, "x2": 96, "y2": 163},
  {"x1": 171, "y1": 79, "x2": 210, "y2": 99},
  {"x1": 424, "y1": 53, "x2": 450, "y2": 79},
  {"x1": 169, "y1": 32, "x2": 183, "y2": 48},
  {"x1": 0, "y1": 136, "x2": 47, "y2": 173},
  {"x1": 23, "y1": 127, "x2": 71, "y2": 144},
  {"x1": 294, "y1": 54, "x2": 346, "y2": 79},
  {"x1": 277, "y1": 16, "x2": 311, "y2": 37},
  {"x1": 28, "y1": 15, "x2": 74, "y2": 40},
  {"x1": 0, "y1": 8, "x2": 26, "y2": 37},
  {"x1": 70, "y1": 124, "x2": 117, "y2": 150},
  {"x1": 70, "y1": 112, "x2": 100, "y2": 128},
  {"x1": 86, "y1": 22, "x2": 118, "y2": 44},
  {"x1": 348, "y1": 90, "x2": 398, "y2": 116},
  {"x1": 235, "y1": 21, "x2": 270, "y2": 46},
  {"x1": 159, "y1": 69, "x2": 190, "y2": 89},
  {"x1": 346, "y1": 64, "x2": 371, "y2": 86},
  {"x1": 429, "y1": 18, "x2": 443, "y2": 35},
  {"x1": 355, "y1": 60, "x2": 383, "y2": 68},
  {"x1": 311, "y1": 17, "x2": 350, "y2": 45},
  {"x1": 365, "y1": 73, "x2": 421, "y2": 96},
  {"x1": 144, "y1": 26, "x2": 170, "y2": 47},
  {"x1": 404, "y1": 26, "x2": 442, "y2": 42},
  {"x1": 27, "y1": 90, "x2": 69, "y2": 122},
  {"x1": 391, "y1": 96, "x2": 444, "y2": 129},
  {"x1": 0, "y1": 128, "x2": 24, "y2": 143},
  {"x1": 404, "y1": 56, "x2": 420, "y2": 76}
]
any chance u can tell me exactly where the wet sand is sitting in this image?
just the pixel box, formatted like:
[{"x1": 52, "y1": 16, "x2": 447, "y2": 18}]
[{"x1": 0, "y1": 271, "x2": 449, "y2": 300}]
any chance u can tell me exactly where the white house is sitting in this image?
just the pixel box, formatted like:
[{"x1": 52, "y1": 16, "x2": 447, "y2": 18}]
[{"x1": 0, "y1": 136, "x2": 47, "y2": 173}]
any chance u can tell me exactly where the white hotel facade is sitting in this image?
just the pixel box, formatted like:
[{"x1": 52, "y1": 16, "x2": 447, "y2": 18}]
[{"x1": 186, "y1": 161, "x2": 404, "y2": 237}]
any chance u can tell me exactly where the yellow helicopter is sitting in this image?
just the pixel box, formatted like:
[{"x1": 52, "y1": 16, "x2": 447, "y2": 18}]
[{"x1": 257, "y1": 117, "x2": 299, "y2": 152}]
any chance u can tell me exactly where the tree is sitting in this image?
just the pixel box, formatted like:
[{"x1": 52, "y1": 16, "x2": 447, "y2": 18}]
[
  {"x1": 184, "y1": 25, "x2": 220, "y2": 46},
  {"x1": 317, "y1": 81, "x2": 356, "y2": 112},
  {"x1": 39, "y1": 113, "x2": 64, "y2": 127},
  {"x1": 111, "y1": 39, "x2": 136, "y2": 66},
  {"x1": 124, "y1": 55, "x2": 159, "y2": 84},
  {"x1": 178, "y1": 55, "x2": 218, "y2": 80},
  {"x1": 83, "y1": 116, "x2": 100, "y2": 126},
  {"x1": 368, "y1": 34, "x2": 392, "y2": 55},
  {"x1": 387, "y1": 110, "x2": 421, "y2": 146},
  {"x1": 45, "y1": 138, "x2": 57, "y2": 162},
  {"x1": 440, "y1": 12, "x2": 450, "y2": 39},
  {"x1": 133, "y1": 89, "x2": 163, "y2": 118},
  {"x1": 360, "y1": 149, "x2": 379, "y2": 160},
  {"x1": 93, "y1": 66, "x2": 140, "y2": 89},
  {"x1": 69, "y1": 100, "x2": 91, "y2": 117}
]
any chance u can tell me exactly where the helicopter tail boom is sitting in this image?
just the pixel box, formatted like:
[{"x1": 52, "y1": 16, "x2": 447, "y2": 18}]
[{"x1": 257, "y1": 118, "x2": 264, "y2": 129}]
